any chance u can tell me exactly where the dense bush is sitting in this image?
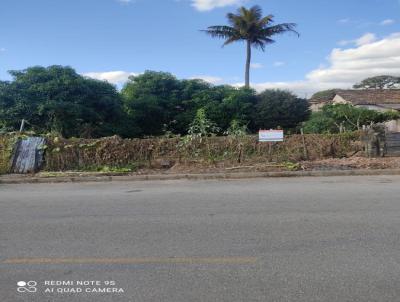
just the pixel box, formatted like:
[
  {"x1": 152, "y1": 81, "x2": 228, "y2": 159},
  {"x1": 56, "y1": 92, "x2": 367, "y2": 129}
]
[
  {"x1": 121, "y1": 71, "x2": 258, "y2": 136},
  {"x1": 303, "y1": 104, "x2": 400, "y2": 133},
  {"x1": 254, "y1": 90, "x2": 310, "y2": 130},
  {"x1": 0, "y1": 66, "x2": 124, "y2": 138},
  {"x1": 0, "y1": 66, "x2": 311, "y2": 138}
]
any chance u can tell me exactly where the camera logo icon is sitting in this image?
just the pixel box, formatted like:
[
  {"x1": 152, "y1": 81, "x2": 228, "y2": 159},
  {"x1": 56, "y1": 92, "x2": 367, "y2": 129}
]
[{"x1": 17, "y1": 281, "x2": 37, "y2": 293}]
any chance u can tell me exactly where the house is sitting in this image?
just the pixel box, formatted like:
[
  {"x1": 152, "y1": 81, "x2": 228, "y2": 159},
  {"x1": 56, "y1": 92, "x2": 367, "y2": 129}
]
[
  {"x1": 309, "y1": 89, "x2": 400, "y2": 132},
  {"x1": 309, "y1": 89, "x2": 400, "y2": 112}
]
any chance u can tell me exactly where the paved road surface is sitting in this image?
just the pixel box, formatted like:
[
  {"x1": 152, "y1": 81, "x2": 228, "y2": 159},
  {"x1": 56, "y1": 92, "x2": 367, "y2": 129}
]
[{"x1": 1, "y1": 176, "x2": 400, "y2": 301}]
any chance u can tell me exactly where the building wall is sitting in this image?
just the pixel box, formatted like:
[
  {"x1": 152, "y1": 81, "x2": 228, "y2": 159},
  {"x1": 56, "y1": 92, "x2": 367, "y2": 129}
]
[
  {"x1": 310, "y1": 102, "x2": 325, "y2": 112},
  {"x1": 385, "y1": 120, "x2": 400, "y2": 132},
  {"x1": 332, "y1": 95, "x2": 350, "y2": 105},
  {"x1": 355, "y1": 105, "x2": 393, "y2": 112}
]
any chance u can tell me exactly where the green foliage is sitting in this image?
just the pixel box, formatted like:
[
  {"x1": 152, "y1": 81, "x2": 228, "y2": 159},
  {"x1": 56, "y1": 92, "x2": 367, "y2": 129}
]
[
  {"x1": 192, "y1": 86, "x2": 257, "y2": 131},
  {"x1": 0, "y1": 66, "x2": 124, "y2": 138},
  {"x1": 188, "y1": 108, "x2": 220, "y2": 139},
  {"x1": 254, "y1": 89, "x2": 310, "y2": 130},
  {"x1": 303, "y1": 104, "x2": 400, "y2": 133},
  {"x1": 353, "y1": 75, "x2": 400, "y2": 89},
  {"x1": 122, "y1": 71, "x2": 256, "y2": 137},
  {"x1": 122, "y1": 71, "x2": 212, "y2": 137},
  {"x1": 82, "y1": 164, "x2": 138, "y2": 173},
  {"x1": 204, "y1": 5, "x2": 298, "y2": 50},
  {"x1": 302, "y1": 112, "x2": 337, "y2": 134},
  {"x1": 224, "y1": 119, "x2": 248, "y2": 137},
  {"x1": 382, "y1": 110, "x2": 400, "y2": 121},
  {"x1": 282, "y1": 161, "x2": 301, "y2": 171},
  {"x1": 0, "y1": 135, "x2": 13, "y2": 174},
  {"x1": 203, "y1": 5, "x2": 298, "y2": 86},
  {"x1": 1, "y1": 66, "x2": 325, "y2": 139},
  {"x1": 0, "y1": 133, "x2": 29, "y2": 174}
]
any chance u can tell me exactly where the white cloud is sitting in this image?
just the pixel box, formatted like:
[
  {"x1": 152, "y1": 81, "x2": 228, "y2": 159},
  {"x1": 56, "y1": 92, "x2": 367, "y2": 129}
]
[
  {"x1": 355, "y1": 33, "x2": 377, "y2": 46},
  {"x1": 244, "y1": 32, "x2": 400, "y2": 97},
  {"x1": 338, "y1": 33, "x2": 377, "y2": 47},
  {"x1": 381, "y1": 19, "x2": 395, "y2": 26},
  {"x1": 338, "y1": 40, "x2": 351, "y2": 46},
  {"x1": 190, "y1": 75, "x2": 223, "y2": 84},
  {"x1": 273, "y1": 61, "x2": 285, "y2": 67},
  {"x1": 83, "y1": 71, "x2": 137, "y2": 85},
  {"x1": 250, "y1": 63, "x2": 263, "y2": 69},
  {"x1": 191, "y1": 0, "x2": 245, "y2": 11}
]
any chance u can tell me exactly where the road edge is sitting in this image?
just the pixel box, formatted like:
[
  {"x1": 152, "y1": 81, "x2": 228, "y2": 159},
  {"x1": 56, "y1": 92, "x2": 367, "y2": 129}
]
[{"x1": 1, "y1": 169, "x2": 400, "y2": 184}]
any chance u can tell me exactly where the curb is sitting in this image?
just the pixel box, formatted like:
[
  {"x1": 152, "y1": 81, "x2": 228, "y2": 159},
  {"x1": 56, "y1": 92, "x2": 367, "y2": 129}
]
[{"x1": 1, "y1": 169, "x2": 400, "y2": 184}]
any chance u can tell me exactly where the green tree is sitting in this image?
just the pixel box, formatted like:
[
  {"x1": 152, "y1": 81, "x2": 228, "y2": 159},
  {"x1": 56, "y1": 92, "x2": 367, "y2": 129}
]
[
  {"x1": 303, "y1": 104, "x2": 400, "y2": 133},
  {"x1": 122, "y1": 71, "x2": 211, "y2": 136},
  {"x1": 122, "y1": 71, "x2": 257, "y2": 136},
  {"x1": 302, "y1": 112, "x2": 337, "y2": 134},
  {"x1": 254, "y1": 89, "x2": 310, "y2": 130},
  {"x1": 225, "y1": 119, "x2": 248, "y2": 137},
  {"x1": 203, "y1": 5, "x2": 298, "y2": 87},
  {"x1": 0, "y1": 66, "x2": 123, "y2": 137},
  {"x1": 353, "y1": 75, "x2": 400, "y2": 90},
  {"x1": 188, "y1": 108, "x2": 220, "y2": 139},
  {"x1": 190, "y1": 86, "x2": 257, "y2": 131}
]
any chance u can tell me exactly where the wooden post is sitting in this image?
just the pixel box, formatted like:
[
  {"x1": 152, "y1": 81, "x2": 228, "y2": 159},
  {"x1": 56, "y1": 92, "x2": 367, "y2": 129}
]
[
  {"x1": 300, "y1": 128, "x2": 309, "y2": 160},
  {"x1": 268, "y1": 142, "x2": 272, "y2": 162},
  {"x1": 19, "y1": 119, "x2": 26, "y2": 132},
  {"x1": 147, "y1": 144, "x2": 154, "y2": 168},
  {"x1": 237, "y1": 143, "x2": 243, "y2": 164}
]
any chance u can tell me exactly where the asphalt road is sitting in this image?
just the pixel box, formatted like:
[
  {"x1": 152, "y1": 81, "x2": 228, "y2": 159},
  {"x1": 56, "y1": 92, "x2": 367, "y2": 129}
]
[{"x1": 1, "y1": 176, "x2": 400, "y2": 302}]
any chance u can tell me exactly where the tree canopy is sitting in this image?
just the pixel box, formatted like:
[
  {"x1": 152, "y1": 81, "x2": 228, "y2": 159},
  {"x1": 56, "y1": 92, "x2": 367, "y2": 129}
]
[
  {"x1": 121, "y1": 71, "x2": 258, "y2": 136},
  {"x1": 0, "y1": 66, "x2": 123, "y2": 137},
  {"x1": 303, "y1": 104, "x2": 400, "y2": 133},
  {"x1": 203, "y1": 5, "x2": 298, "y2": 87},
  {"x1": 0, "y1": 67, "x2": 312, "y2": 138},
  {"x1": 353, "y1": 75, "x2": 400, "y2": 90},
  {"x1": 254, "y1": 89, "x2": 310, "y2": 130}
]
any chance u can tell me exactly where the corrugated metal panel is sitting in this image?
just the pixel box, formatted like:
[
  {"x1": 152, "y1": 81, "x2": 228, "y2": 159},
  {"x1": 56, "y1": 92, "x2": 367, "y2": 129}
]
[
  {"x1": 11, "y1": 137, "x2": 46, "y2": 174},
  {"x1": 386, "y1": 133, "x2": 400, "y2": 157}
]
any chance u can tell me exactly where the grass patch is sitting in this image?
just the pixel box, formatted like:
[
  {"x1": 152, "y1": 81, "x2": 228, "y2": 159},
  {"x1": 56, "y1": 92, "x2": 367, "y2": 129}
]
[{"x1": 77, "y1": 163, "x2": 141, "y2": 173}]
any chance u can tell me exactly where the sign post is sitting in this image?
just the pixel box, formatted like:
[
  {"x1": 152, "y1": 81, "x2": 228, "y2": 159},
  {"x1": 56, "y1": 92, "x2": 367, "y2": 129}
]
[
  {"x1": 259, "y1": 130, "x2": 284, "y2": 161},
  {"x1": 258, "y1": 130, "x2": 284, "y2": 142}
]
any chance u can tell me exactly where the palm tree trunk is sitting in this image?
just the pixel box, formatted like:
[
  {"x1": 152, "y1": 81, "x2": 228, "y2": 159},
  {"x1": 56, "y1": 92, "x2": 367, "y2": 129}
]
[{"x1": 245, "y1": 40, "x2": 251, "y2": 88}]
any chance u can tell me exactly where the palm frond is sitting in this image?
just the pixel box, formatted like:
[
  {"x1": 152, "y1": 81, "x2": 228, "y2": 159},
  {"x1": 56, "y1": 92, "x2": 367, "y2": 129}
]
[
  {"x1": 202, "y1": 25, "x2": 238, "y2": 39},
  {"x1": 261, "y1": 23, "x2": 299, "y2": 37},
  {"x1": 248, "y1": 5, "x2": 263, "y2": 21},
  {"x1": 259, "y1": 14, "x2": 274, "y2": 26},
  {"x1": 202, "y1": 26, "x2": 242, "y2": 46},
  {"x1": 203, "y1": 6, "x2": 299, "y2": 52},
  {"x1": 223, "y1": 36, "x2": 242, "y2": 46},
  {"x1": 252, "y1": 40, "x2": 266, "y2": 51},
  {"x1": 227, "y1": 12, "x2": 245, "y2": 29}
]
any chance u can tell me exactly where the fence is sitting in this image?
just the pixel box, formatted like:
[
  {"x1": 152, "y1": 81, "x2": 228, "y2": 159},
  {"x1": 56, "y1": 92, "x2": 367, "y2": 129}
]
[
  {"x1": 44, "y1": 133, "x2": 362, "y2": 171},
  {"x1": 0, "y1": 132, "x2": 363, "y2": 173},
  {"x1": 362, "y1": 125, "x2": 400, "y2": 157}
]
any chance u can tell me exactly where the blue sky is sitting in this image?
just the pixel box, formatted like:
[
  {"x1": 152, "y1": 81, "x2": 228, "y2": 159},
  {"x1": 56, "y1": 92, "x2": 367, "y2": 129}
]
[{"x1": 0, "y1": 0, "x2": 399, "y2": 96}]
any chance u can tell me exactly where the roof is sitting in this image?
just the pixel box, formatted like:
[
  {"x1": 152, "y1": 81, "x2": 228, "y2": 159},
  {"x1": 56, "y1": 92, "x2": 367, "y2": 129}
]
[
  {"x1": 310, "y1": 89, "x2": 400, "y2": 105},
  {"x1": 374, "y1": 104, "x2": 400, "y2": 110},
  {"x1": 335, "y1": 89, "x2": 400, "y2": 105}
]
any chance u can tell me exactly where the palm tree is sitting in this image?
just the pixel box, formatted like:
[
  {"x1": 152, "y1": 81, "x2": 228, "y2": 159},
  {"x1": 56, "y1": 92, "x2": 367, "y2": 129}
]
[{"x1": 203, "y1": 5, "x2": 298, "y2": 88}]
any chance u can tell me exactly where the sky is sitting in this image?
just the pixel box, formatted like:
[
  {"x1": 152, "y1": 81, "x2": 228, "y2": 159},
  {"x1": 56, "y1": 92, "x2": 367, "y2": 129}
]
[{"x1": 0, "y1": 0, "x2": 399, "y2": 97}]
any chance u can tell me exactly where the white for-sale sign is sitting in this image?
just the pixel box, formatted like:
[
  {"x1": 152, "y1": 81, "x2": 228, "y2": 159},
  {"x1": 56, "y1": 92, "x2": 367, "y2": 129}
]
[{"x1": 259, "y1": 130, "x2": 284, "y2": 142}]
